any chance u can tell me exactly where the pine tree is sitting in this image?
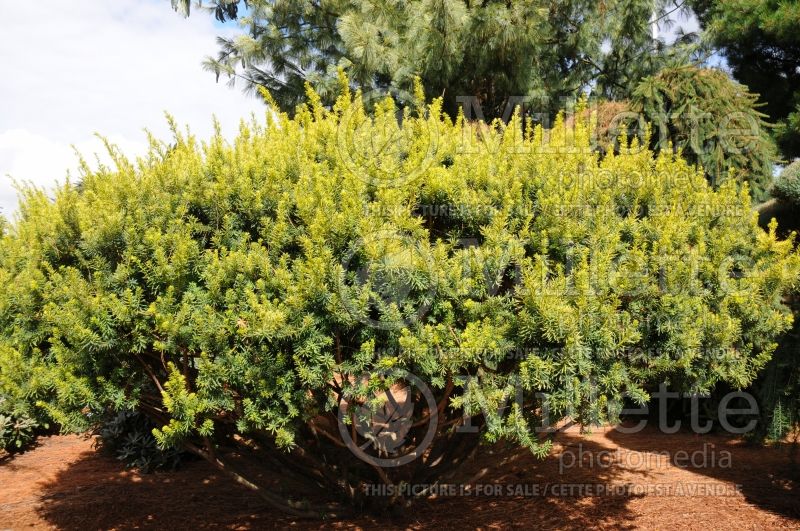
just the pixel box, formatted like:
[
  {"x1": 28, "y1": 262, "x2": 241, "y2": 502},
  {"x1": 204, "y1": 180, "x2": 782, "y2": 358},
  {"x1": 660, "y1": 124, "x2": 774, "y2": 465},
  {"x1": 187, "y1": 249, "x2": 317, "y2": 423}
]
[
  {"x1": 690, "y1": 0, "x2": 800, "y2": 159},
  {"x1": 171, "y1": 0, "x2": 697, "y2": 119}
]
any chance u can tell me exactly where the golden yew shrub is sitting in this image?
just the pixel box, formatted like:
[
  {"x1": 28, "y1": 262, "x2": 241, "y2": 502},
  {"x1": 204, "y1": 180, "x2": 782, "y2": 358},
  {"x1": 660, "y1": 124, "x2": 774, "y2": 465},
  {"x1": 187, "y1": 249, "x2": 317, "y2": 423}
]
[{"x1": 0, "y1": 78, "x2": 797, "y2": 513}]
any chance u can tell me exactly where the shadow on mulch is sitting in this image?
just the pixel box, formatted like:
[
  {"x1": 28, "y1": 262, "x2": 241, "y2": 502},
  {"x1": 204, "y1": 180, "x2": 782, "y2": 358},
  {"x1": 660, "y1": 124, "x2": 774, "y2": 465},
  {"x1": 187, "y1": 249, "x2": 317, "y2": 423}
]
[
  {"x1": 32, "y1": 448, "x2": 287, "y2": 530},
  {"x1": 30, "y1": 427, "x2": 800, "y2": 529},
  {"x1": 606, "y1": 428, "x2": 800, "y2": 520},
  {"x1": 32, "y1": 433, "x2": 644, "y2": 530},
  {"x1": 3, "y1": 425, "x2": 794, "y2": 529}
]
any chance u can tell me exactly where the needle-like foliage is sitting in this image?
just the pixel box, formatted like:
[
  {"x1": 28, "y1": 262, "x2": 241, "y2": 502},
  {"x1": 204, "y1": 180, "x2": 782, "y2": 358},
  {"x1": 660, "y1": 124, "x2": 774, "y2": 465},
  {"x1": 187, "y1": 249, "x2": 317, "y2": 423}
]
[{"x1": 0, "y1": 77, "x2": 797, "y2": 512}]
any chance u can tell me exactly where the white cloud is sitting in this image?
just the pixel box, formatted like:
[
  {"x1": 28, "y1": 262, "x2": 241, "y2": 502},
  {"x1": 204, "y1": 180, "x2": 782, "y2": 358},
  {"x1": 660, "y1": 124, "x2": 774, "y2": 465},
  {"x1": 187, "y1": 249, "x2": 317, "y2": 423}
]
[{"x1": 0, "y1": 0, "x2": 264, "y2": 217}]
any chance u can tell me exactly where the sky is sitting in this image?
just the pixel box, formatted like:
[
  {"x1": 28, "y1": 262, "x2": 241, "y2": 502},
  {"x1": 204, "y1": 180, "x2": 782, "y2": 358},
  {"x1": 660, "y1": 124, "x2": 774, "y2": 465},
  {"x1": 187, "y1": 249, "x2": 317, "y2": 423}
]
[{"x1": 0, "y1": 0, "x2": 264, "y2": 217}]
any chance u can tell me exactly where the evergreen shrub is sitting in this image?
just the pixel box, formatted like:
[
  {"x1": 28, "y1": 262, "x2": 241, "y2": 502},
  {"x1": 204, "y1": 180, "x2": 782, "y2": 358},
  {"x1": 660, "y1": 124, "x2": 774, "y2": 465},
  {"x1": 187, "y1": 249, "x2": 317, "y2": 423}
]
[{"x1": 0, "y1": 78, "x2": 797, "y2": 513}]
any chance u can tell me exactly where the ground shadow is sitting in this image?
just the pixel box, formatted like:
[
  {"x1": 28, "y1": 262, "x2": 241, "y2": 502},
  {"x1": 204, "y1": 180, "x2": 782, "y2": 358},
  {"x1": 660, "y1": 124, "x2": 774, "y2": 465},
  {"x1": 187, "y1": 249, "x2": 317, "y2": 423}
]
[
  {"x1": 606, "y1": 426, "x2": 800, "y2": 520},
  {"x1": 403, "y1": 432, "x2": 645, "y2": 530},
  {"x1": 30, "y1": 433, "x2": 642, "y2": 530},
  {"x1": 10, "y1": 428, "x2": 796, "y2": 528},
  {"x1": 33, "y1": 450, "x2": 283, "y2": 529}
]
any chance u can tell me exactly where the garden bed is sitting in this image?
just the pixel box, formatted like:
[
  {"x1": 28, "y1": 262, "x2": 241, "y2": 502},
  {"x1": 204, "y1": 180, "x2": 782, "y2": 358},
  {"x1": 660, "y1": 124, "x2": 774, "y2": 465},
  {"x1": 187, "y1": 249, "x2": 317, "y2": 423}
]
[{"x1": 1, "y1": 426, "x2": 797, "y2": 529}]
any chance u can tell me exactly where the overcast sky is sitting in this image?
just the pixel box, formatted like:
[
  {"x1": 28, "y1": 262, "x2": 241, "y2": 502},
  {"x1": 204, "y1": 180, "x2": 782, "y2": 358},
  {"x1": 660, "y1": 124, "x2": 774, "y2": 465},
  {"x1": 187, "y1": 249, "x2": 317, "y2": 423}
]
[{"x1": 0, "y1": 0, "x2": 263, "y2": 217}]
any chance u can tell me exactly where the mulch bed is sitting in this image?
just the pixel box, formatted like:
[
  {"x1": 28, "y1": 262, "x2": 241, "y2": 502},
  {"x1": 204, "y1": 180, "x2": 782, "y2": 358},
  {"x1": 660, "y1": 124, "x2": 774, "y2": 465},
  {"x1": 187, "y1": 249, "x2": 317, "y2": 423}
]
[{"x1": 1, "y1": 426, "x2": 798, "y2": 529}]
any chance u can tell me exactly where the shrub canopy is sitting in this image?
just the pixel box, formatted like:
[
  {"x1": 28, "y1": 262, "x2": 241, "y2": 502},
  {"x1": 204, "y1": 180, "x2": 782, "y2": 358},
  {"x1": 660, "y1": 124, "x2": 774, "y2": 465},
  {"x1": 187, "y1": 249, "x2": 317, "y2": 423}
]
[{"x1": 0, "y1": 79, "x2": 797, "y2": 509}]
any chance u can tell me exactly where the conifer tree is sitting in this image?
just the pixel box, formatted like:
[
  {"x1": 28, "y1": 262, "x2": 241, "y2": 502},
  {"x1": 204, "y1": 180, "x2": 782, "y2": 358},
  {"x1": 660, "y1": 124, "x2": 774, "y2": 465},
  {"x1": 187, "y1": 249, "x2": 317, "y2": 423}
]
[
  {"x1": 630, "y1": 66, "x2": 777, "y2": 202},
  {"x1": 171, "y1": 0, "x2": 696, "y2": 119},
  {"x1": 690, "y1": 0, "x2": 800, "y2": 159}
]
